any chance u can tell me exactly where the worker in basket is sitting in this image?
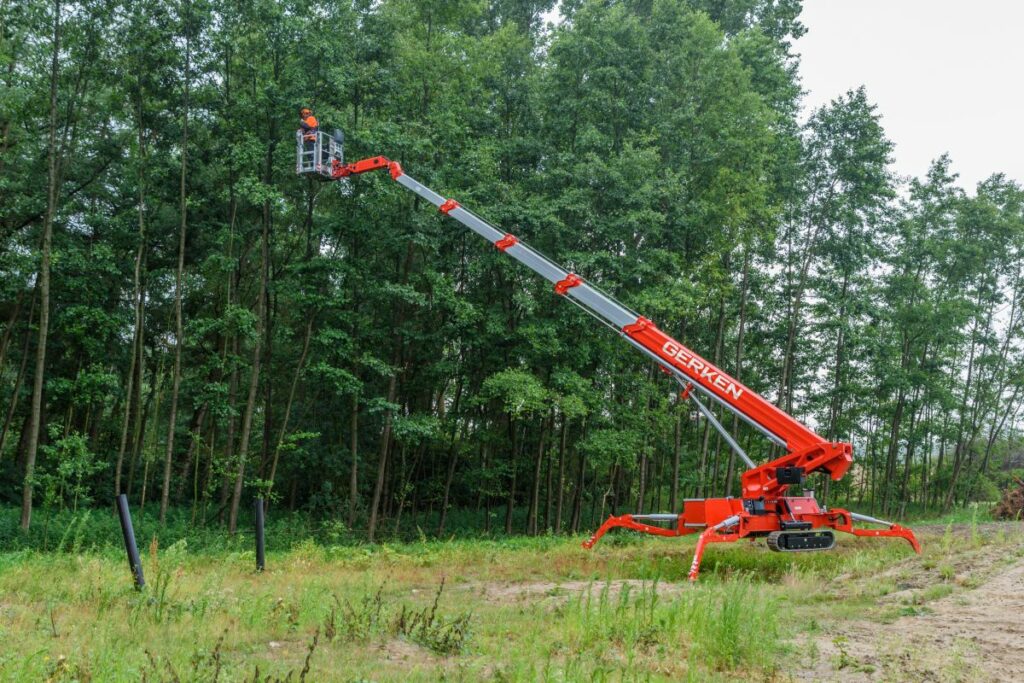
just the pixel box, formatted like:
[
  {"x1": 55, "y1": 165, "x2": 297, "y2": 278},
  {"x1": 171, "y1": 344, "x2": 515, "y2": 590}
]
[
  {"x1": 299, "y1": 107, "x2": 318, "y2": 141},
  {"x1": 299, "y1": 107, "x2": 320, "y2": 166}
]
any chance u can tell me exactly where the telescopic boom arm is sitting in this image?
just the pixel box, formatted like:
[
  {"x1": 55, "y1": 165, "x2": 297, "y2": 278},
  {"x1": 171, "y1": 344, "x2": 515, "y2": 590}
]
[
  {"x1": 332, "y1": 156, "x2": 852, "y2": 500},
  {"x1": 313, "y1": 148, "x2": 920, "y2": 580}
]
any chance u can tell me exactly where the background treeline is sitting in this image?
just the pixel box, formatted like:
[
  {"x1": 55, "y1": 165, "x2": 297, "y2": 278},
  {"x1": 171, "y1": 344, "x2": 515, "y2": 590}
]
[{"x1": 2, "y1": 0, "x2": 1023, "y2": 542}]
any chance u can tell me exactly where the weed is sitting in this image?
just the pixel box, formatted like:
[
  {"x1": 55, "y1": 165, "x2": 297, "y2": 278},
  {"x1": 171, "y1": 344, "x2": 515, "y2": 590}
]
[
  {"x1": 185, "y1": 630, "x2": 227, "y2": 682},
  {"x1": 299, "y1": 628, "x2": 319, "y2": 682},
  {"x1": 46, "y1": 602, "x2": 59, "y2": 638},
  {"x1": 392, "y1": 578, "x2": 473, "y2": 655},
  {"x1": 143, "y1": 649, "x2": 182, "y2": 683},
  {"x1": 336, "y1": 586, "x2": 385, "y2": 640},
  {"x1": 247, "y1": 628, "x2": 321, "y2": 682},
  {"x1": 831, "y1": 636, "x2": 875, "y2": 674},
  {"x1": 918, "y1": 583, "x2": 954, "y2": 602},
  {"x1": 832, "y1": 636, "x2": 855, "y2": 670},
  {"x1": 959, "y1": 575, "x2": 983, "y2": 589},
  {"x1": 969, "y1": 503, "x2": 981, "y2": 546},
  {"x1": 323, "y1": 603, "x2": 337, "y2": 641}
]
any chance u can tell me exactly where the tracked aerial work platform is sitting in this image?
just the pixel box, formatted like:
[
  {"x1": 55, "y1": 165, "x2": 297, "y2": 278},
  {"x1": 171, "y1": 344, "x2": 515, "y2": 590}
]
[{"x1": 298, "y1": 130, "x2": 921, "y2": 580}]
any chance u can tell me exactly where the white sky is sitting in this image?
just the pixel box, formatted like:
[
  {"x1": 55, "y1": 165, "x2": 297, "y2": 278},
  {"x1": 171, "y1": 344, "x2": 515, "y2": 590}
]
[{"x1": 796, "y1": 1, "x2": 1024, "y2": 192}]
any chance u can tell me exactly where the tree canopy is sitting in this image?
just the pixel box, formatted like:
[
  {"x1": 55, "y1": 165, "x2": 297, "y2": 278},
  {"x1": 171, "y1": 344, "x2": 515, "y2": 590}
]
[{"x1": 2, "y1": 0, "x2": 1023, "y2": 537}]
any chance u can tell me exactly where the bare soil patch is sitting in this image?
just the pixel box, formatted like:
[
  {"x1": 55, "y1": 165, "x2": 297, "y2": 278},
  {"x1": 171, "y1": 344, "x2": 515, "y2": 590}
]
[
  {"x1": 377, "y1": 637, "x2": 445, "y2": 668},
  {"x1": 457, "y1": 578, "x2": 685, "y2": 607},
  {"x1": 798, "y1": 522, "x2": 1024, "y2": 682}
]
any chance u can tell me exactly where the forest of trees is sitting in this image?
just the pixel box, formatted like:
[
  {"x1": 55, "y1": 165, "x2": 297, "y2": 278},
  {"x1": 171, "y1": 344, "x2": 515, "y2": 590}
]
[{"x1": 2, "y1": 0, "x2": 1023, "y2": 541}]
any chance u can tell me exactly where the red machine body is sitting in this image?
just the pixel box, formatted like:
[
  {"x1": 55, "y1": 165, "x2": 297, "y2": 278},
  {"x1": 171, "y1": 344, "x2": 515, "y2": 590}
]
[{"x1": 315, "y1": 152, "x2": 921, "y2": 580}]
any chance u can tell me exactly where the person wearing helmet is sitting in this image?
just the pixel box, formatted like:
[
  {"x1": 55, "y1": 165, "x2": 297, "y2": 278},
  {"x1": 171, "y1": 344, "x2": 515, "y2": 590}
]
[
  {"x1": 299, "y1": 107, "x2": 318, "y2": 139},
  {"x1": 299, "y1": 107, "x2": 319, "y2": 161}
]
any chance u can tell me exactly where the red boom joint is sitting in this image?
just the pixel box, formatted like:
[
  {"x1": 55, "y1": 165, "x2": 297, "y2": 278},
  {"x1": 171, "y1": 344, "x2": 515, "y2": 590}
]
[
  {"x1": 332, "y1": 155, "x2": 392, "y2": 179},
  {"x1": 389, "y1": 161, "x2": 403, "y2": 179},
  {"x1": 554, "y1": 273, "x2": 582, "y2": 295},
  {"x1": 623, "y1": 316, "x2": 656, "y2": 334},
  {"x1": 439, "y1": 199, "x2": 460, "y2": 215},
  {"x1": 495, "y1": 234, "x2": 519, "y2": 252}
]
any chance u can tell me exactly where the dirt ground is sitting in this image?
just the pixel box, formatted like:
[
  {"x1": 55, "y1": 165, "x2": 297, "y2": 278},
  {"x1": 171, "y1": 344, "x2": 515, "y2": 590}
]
[
  {"x1": 797, "y1": 522, "x2": 1024, "y2": 682},
  {"x1": 457, "y1": 577, "x2": 688, "y2": 606}
]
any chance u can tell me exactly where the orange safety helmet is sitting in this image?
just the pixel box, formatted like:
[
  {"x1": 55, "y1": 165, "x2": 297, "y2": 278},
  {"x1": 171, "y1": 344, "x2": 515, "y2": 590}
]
[{"x1": 300, "y1": 107, "x2": 312, "y2": 116}]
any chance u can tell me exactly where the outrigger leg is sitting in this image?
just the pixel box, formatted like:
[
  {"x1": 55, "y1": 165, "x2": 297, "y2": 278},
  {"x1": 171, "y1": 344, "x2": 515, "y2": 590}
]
[
  {"x1": 582, "y1": 513, "x2": 683, "y2": 549},
  {"x1": 829, "y1": 510, "x2": 922, "y2": 554},
  {"x1": 687, "y1": 515, "x2": 742, "y2": 581}
]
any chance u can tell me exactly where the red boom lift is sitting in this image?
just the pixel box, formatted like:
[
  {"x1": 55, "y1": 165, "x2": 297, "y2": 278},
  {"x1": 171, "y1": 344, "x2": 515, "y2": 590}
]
[{"x1": 297, "y1": 131, "x2": 921, "y2": 580}]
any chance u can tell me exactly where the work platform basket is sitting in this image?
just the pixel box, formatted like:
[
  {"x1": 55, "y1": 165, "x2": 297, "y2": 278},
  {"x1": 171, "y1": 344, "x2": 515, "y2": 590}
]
[{"x1": 296, "y1": 129, "x2": 344, "y2": 179}]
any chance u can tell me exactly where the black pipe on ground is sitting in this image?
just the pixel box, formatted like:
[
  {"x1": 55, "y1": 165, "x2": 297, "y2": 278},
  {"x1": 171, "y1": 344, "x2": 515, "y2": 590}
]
[
  {"x1": 115, "y1": 494, "x2": 145, "y2": 590},
  {"x1": 254, "y1": 497, "x2": 266, "y2": 572}
]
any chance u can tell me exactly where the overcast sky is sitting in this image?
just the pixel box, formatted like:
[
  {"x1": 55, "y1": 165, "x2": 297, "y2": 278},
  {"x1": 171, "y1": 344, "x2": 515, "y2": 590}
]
[{"x1": 796, "y1": 1, "x2": 1024, "y2": 192}]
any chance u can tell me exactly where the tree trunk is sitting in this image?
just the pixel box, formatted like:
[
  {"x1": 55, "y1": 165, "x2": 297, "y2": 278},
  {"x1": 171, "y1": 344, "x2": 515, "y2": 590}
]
[
  {"x1": 0, "y1": 294, "x2": 36, "y2": 458},
  {"x1": 544, "y1": 425, "x2": 554, "y2": 531},
  {"x1": 20, "y1": 0, "x2": 61, "y2": 530},
  {"x1": 347, "y1": 391, "x2": 359, "y2": 527},
  {"x1": 636, "y1": 436, "x2": 648, "y2": 515},
  {"x1": 943, "y1": 321, "x2": 981, "y2": 511},
  {"x1": 504, "y1": 418, "x2": 519, "y2": 534},
  {"x1": 140, "y1": 361, "x2": 166, "y2": 512},
  {"x1": 697, "y1": 298, "x2": 727, "y2": 497},
  {"x1": 216, "y1": 41, "x2": 239, "y2": 524},
  {"x1": 554, "y1": 414, "x2": 568, "y2": 532},
  {"x1": 127, "y1": 353, "x2": 154, "y2": 500},
  {"x1": 227, "y1": 330, "x2": 262, "y2": 534},
  {"x1": 881, "y1": 388, "x2": 906, "y2": 516},
  {"x1": 116, "y1": 75, "x2": 149, "y2": 495},
  {"x1": 266, "y1": 316, "x2": 314, "y2": 505},
  {"x1": 670, "y1": 409, "x2": 682, "y2": 510},
  {"x1": 367, "y1": 372, "x2": 398, "y2": 542},
  {"x1": 227, "y1": 211, "x2": 269, "y2": 533},
  {"x1": 367, "y1": 239, "x2": 414, "y2": 540},
  {"x1": 228, "y1": 67, "x2": 277, "y2": 531},
  {"x1": 0, "y1": 290, "x2": 24, "y2": 373},
  {"x1": 177, "y1": 404, "x2": 207, "y2": 501},
  {"x1": 528, "y1": 413, "x2": 551, "y2": 535},
  {"x1": 897, "y1": 392, "x2": 922, "y2": 518},
  {"x1": 160, "y1": 26, "x2": 190, "y2": 525},
  {"x1": 726, "y1": 250, "x2": 750, "y2": 494},
  {"x1": 219, "y1": 333, "x2": 239, "y2": 521},
  {"x1": 437, "y1": 379, "x2": 465, "y2": 536}
]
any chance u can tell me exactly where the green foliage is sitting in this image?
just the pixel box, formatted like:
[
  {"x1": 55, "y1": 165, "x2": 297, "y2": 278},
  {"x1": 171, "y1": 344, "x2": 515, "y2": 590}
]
[
  {"x1": 0, "y1": 0, "x2": 1021, "y2": 543},
  {"x1": 37, "y1": 427, "x2": 105, "y2": 513},
  {"x1": 481, "y1": 368, "x2": 549, "y2": 417}
]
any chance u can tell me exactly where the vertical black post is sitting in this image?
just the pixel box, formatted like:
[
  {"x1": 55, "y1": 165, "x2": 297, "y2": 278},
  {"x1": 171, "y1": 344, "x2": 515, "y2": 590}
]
[
  {"x1": 254, "y1": 497, "x2": 266, "y2": 572},
  {"x1": 115, "y1": 493, "x2": 145, "y2": 590}
]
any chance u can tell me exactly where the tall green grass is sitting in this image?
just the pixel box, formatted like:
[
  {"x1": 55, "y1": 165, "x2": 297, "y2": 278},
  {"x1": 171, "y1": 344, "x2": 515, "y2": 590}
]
[{"x1": 557, "y1": 576, "x2": 779, "y2": 676}]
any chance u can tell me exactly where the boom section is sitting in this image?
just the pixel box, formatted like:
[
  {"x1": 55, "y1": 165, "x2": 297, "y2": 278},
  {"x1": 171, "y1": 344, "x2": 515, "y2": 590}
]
[{"x1": 333, "y1": 157, "x2": 825, "y2": 456}]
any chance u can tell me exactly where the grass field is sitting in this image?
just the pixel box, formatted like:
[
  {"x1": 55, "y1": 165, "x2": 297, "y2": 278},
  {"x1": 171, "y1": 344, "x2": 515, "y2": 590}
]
[{"x1": 0, "y1": 509, "x2": 1021, "y2": 681}]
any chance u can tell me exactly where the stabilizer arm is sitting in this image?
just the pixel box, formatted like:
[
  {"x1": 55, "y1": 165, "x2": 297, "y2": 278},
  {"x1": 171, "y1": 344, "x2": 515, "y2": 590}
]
[{"x1": 830, "y1": 509, "x2": 922, "y2": 554}]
